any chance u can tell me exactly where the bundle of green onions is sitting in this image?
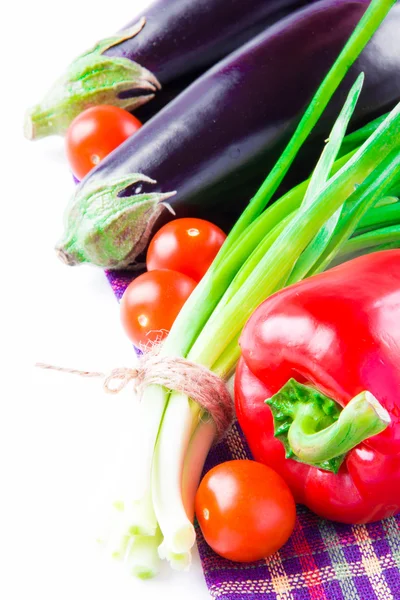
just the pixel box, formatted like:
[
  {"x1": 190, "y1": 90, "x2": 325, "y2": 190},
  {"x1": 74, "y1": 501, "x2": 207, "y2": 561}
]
[{"x1": 98, "y1": 0, "x2": 400, "y2": 578}]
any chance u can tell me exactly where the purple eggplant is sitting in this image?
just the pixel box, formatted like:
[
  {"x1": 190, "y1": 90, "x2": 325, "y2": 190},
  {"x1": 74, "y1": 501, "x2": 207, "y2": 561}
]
[
  {"x1": 25, "y1": 0, "x2": 315, "y2": 140},
  {"x1": 104, "y1": 0, "x2": 315, "y2": 86},
  {"x1": 57, "y1": 0, "x2": 400, "y2": 269}
]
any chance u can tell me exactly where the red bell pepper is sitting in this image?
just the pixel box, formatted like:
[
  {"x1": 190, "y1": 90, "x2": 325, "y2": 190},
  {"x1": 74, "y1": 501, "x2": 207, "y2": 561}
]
[{"x1": 235, "y1": 250, "x2": 400, "y2": 524}]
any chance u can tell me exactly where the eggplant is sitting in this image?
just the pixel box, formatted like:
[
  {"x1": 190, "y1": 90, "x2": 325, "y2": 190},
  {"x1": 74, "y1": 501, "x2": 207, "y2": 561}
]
[
  {"x1": 104, "y1": 0, "x2": 314, "y2": 86},
  {"x1": 57, "y1": 0, "x2": 400, "y2": 270},
  {"x1": 25, "y1": 0, "x2": 316, "y2": 140}
]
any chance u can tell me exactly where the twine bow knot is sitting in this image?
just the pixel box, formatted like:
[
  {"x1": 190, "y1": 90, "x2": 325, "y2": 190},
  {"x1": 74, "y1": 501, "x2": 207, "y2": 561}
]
[{"x1": 103, "y1": 367, "x2": 141, "y2": 394}]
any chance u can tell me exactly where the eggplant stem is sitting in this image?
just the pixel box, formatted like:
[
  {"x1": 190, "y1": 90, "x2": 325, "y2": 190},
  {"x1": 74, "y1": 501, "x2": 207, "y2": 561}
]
[{"x1": 25, "y1": 21, "x2": 160, "y2": 139}]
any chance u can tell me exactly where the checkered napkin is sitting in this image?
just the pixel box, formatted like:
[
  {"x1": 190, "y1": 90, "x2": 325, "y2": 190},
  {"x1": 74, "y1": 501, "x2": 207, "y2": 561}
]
[{"x1": 106, "y1": 269, "x2": 400, "y2": 600}]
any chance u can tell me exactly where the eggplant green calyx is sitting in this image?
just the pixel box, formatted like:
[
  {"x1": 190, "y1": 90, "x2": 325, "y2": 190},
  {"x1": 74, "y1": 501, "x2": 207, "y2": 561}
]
[
  {"x1": 24, "y1": 18, "x2": 161, "y2": 140},
  {"x1": 56, "y1": 174, "x2": 176, "y2": 269},
  {"x1": 266, "y1": 379, "x2": 390, "y2": 473}
]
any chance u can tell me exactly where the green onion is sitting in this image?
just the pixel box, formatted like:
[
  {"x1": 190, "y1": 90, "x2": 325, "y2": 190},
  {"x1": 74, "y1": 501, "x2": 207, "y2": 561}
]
[
  {"x1": 286, "y1": 73, "x2": 364, "y2": 284},
  {"x1": 151, "y1": 99, "x2": 400, "y2": 561},
  {"x1": 125, "y1": 530, "x2": 162, "y2": 579},
  {"x1": 356, "y1": 199, "x2": 400, "y2": 232},
  {"x1": 337, "y1": 112, "x2": 388, "y2": 158},
  {"x1": 102, "y1": 0, "x2": 399, "y2": 573},
  {"x1": 339, "y1": 224, "x2": 400, "y2": 258},
  {"x1": 308, "y1": 150, "x2": 400, "y2": 276}
]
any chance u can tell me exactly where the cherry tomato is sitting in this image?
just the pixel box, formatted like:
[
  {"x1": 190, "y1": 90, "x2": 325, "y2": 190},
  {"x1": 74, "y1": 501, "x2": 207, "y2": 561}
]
[
  {"x1": 146, "y1": 218, "x2": 226, "y2": 282},
  {"x1": 120, "y1": 270, "x2": 197, "y2": 347},
  {"x1": 66, "y1": 106, "x2": 142, "y2": 180},
  {"x1": 195, "y1": 460, "x2": 296, "y2": 562}
]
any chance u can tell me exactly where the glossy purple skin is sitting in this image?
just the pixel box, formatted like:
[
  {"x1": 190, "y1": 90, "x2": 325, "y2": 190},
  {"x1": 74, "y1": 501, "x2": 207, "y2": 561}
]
[
  {"x1": 82, "y1": 0, "x2": 400, "y2": 235},
  {"x1": 105, "y1": 0, "x2": 315, "y2": 84}
]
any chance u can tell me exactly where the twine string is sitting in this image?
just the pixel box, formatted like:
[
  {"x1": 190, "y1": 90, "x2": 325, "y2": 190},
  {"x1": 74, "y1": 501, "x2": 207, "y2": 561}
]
[
  {"x1": 35, "y1": 351, "x2": 234, "y2": 440},
  {"x1": 35, "y1": 362, "x2": 106, "y2": 379}
]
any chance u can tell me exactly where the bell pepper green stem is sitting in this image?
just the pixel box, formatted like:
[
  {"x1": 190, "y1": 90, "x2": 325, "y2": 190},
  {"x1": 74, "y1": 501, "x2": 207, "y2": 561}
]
[
  {"x1": 267, "y1": 379, "x2": 391, "y2": 472},
  {"x1": 288, "y1": 391, "x2": 391, "y2": 465}
]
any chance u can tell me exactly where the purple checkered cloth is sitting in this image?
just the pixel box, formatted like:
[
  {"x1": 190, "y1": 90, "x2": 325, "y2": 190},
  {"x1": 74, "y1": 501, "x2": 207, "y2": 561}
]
[{"x1": 106, "y1": 268, "x2": 400, "y2": 600}]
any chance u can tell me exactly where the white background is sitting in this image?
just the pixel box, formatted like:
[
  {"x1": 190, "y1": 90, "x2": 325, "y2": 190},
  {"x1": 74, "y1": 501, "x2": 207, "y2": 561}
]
[{"x1": 3, "y1": 1, "x2": 210, "y2": 598}]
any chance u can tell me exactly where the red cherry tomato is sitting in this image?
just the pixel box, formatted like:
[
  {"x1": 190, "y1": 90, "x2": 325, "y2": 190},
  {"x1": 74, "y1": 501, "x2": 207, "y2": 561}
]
[
  {"x1": 146, "y1": 218, "x2": 226, "y2": 282},
  {"x1": 120, "y1": 270, "x2": 197, "y2": 347},
  {"x1": 66, "y1": 106, "x2": 142, "y2": 180},
  {"x1": 195, "y1": 460, "x2": 296, "y2": 563}
]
